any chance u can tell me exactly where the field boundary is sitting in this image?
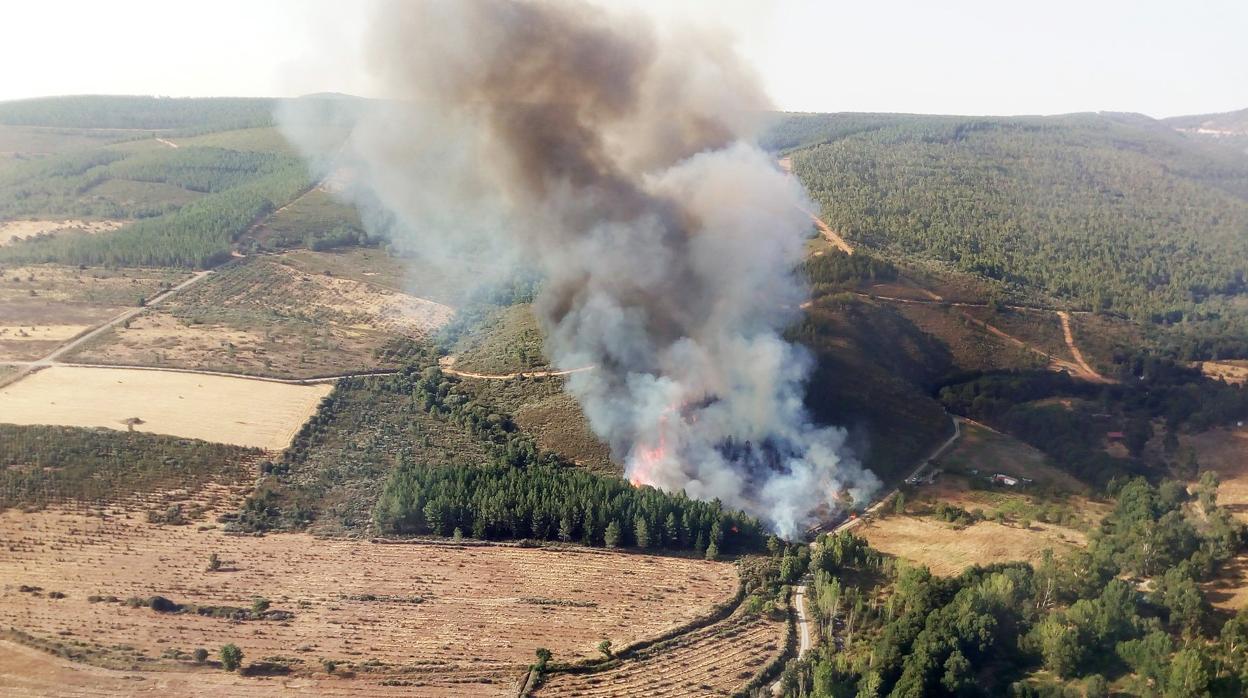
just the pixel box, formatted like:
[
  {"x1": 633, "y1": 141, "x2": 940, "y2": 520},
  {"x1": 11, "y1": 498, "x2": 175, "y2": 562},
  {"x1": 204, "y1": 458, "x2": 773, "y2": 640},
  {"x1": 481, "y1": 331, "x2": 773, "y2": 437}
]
[{"x1": 524, "y1": 572, "x2": 749, "y2": 696}]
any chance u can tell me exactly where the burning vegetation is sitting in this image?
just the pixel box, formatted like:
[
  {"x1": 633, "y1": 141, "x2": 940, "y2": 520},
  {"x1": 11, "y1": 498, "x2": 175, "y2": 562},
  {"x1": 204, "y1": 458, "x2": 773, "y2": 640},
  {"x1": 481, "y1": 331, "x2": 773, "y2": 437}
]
[{"x1": 280, "y1": 0, "x2": 879, "y2": 536}]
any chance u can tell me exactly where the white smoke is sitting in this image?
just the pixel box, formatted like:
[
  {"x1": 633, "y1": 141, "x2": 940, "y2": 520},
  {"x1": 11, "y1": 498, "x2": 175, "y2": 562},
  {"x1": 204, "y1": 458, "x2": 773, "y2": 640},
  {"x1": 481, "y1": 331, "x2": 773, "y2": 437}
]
[{"x1": 279, "y1": 0, "x2": 879, "y2": 537}]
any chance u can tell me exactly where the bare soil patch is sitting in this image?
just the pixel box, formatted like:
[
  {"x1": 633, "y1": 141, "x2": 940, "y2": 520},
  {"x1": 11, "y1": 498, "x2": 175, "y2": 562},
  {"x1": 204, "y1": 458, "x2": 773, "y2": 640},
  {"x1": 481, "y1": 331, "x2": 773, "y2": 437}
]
[
  {"x1": 0, "y1": 366, "x2": 331, "y2": 449},
  {"x1": 0, "y1": 506, "x2": 736, "y2": 696}
]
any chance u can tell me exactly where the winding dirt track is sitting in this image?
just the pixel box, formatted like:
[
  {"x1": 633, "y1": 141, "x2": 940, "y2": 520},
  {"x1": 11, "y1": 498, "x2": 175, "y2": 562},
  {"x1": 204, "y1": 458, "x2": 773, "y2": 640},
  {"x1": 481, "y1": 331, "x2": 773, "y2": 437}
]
[{"x1": 1057, "y1": 310, "x2": 1107, "y2": 381}]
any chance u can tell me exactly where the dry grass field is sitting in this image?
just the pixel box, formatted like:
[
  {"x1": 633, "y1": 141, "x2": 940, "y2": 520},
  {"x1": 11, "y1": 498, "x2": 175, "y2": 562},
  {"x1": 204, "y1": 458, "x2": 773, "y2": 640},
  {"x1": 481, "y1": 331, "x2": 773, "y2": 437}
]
[
  {"x1": 280, "y1": 247, "x2": 489, "y2": 308},
  {"x1": 536, "y1": 606, "x2": 784, "y2": 697},
  {"x1": 66, "y1": 257, "x2": 452, "y2": 378},
  {"x1": 0, "y1": 366, "x2": 331, "y2": 449},
  {"x1": 0, "y1": 505, "x2": 737, "y2": 696},
  {"x1": 859, "y1": 515, "x2": 1084, "y2": 577},
  {"x1": 0, "y1": 219, "x2": 125, "y2": 246},
  {"x1": 860, "y1": 422, "x2": 1108, "y2": 576},
  {"x1": 1184, "y1": 425, "x2": 1248, "y2": 522},
  {"x1": 0, "y1": 264, "x2": 186, "y2": 361},
  {"x1": 1198, "y1": 360, "x2": 1248, "y2": 386}
]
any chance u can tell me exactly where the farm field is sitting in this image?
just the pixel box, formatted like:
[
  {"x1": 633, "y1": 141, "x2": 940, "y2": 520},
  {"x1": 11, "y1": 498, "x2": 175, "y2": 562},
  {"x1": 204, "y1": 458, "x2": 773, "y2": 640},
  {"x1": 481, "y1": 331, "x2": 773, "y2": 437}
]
[
  {"x1": 65, "y1": 256, "x2": 451, "y2": 378},
  {"x1": 536, "y1": 605, "x2": 784, "y2": 697},
  {"x1": 0, "y1": 366, "x2": 331, "y2": 449},
  {"x1": 0, "y1": 505, "x2": 738, "y2": 697}
]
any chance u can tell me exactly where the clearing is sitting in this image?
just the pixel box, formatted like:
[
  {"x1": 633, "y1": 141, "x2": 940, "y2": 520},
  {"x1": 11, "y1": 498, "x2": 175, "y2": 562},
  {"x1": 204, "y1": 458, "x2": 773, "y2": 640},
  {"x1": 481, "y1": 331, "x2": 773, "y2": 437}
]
[
  {"x1": 0, "y1": 264, "x2": 188, "y2": 361},
  {"x1": 1197, "y1": 360, "x2": 1248, "y2": 386},
  {"x1": 858, "y1": 422, "x2": 1108, "y2": 575},
  {"x1": 0, "y1": 219, "x2": 125, "y2": 246},
  {"x1": 0, "y1": 366, "x2": 331, "y2": 449},
  {"x1": 858, "y1": 515, "x2": 1085, "y2": 577},
  {"x1": 0, "y1": 505, "x2": 737, "y2": 697},
  {"x1": 1184, "y1": 425, "x2": 1248, "y2": 523},
  {"x1": 65, "y1": 256, "x2": 452, "y2": 379}
]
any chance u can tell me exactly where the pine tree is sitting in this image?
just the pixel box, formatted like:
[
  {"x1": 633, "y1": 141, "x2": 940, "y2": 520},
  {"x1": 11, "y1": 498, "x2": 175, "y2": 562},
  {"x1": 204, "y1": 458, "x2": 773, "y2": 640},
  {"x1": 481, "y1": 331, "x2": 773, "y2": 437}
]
[
  {"x1": 604, "y1": 520, "x2": 622, "y2": 548},
  {"x1": 635, "y1": 515, "x2": 650, "y2": 549}
]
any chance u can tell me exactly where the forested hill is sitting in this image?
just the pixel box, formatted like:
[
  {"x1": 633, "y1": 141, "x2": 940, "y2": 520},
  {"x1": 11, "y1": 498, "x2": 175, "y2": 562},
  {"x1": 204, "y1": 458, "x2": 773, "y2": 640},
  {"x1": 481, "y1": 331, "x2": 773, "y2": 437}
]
[
  {"x1": 767, "y1": 111, "x2": 1248, "y2": 325},
  {"x1": 0, "y1": 95, "x2": 278, "y2": 133},
  {"x1": 1163, "y1": 107, "x2": 1248, "y2": 134}
]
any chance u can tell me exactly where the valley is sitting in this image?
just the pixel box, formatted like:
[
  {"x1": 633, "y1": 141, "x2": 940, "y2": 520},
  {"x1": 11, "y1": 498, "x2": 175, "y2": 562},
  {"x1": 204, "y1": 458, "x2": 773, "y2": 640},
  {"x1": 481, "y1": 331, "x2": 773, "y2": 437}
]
[{"x1": 0, "y1": 94, "x2": 1245, "y2": 698}]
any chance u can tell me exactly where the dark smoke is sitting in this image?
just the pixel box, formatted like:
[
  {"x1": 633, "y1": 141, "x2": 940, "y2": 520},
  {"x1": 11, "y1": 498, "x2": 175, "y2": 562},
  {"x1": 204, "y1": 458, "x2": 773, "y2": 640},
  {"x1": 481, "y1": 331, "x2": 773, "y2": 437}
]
[{"x1": 280, "y1": 0, "x2": 879, "y2": 537}]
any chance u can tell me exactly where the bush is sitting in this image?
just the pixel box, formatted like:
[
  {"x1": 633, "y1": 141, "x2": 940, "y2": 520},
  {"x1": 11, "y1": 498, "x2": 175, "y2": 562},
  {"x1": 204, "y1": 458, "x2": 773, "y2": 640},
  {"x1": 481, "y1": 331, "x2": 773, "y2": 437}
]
[
  {"x1": 220, "y1": 644, "x2": 243, "y2": 672},
  {"x1": 193, "y1": 648, "x2": 209, "y2": 664}
]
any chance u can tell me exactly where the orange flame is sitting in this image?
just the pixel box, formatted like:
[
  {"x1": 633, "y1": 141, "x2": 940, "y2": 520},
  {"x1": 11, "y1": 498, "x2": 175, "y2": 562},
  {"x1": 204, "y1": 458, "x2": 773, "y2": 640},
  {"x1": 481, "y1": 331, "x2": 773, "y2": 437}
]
[{"x1": 627, "y1": 400, "x2": 684, "y2": 487}]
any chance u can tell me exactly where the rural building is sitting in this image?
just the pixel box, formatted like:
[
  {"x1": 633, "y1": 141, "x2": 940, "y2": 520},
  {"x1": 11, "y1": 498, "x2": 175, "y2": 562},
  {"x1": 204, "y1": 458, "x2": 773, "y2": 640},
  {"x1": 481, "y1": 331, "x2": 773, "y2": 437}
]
[{"x1": 992, "y1": 474, "x2": 1020, "y2": 487}]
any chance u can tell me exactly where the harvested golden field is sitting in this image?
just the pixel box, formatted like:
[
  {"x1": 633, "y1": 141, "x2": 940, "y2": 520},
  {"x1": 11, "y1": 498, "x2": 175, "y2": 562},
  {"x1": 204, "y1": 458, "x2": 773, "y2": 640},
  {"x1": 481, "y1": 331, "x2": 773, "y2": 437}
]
[
  {"x1": 66, "y1": 257, "x2": 452, "y2": 378},
  {"x1": 0, "y1": 366, "x2": 331, "y2": 449},
  {"x1": 0, "y1": 219, "x2": 125, "y2": 246},
  {"x1": 536, "y1": 607, "x2": 784, "y2": 697},
  {"x1": 0, "y1": 506, "x2": 737, "y2": 697},
  {"x1": 859, "y1": 515, "x2": 1085, "y2": 577}
]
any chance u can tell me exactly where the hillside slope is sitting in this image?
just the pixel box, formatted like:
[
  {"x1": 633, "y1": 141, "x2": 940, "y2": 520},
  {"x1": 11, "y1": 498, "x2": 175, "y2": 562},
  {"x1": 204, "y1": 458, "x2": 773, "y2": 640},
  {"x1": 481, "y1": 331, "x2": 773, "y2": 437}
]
[{"x1": 771, "y1": 112, "x2": 1248, "y2": 351}]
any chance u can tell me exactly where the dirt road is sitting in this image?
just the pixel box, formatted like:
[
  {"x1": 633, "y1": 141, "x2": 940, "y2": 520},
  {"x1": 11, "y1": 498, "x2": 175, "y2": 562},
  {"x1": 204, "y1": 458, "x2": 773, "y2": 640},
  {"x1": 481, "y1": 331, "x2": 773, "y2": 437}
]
[
  {"x1": 793, "y1": 582, "x2": 813, "y2": 657},
  {"x1": 807, "y1": 212, "x2": 854, "y2": 256},
  {"x1": 1057, "y1": 311, "x2": 1108, "y2": 382},
  {"x1": 0, "y1": 270, "x2": 214, "y2": 388},
  {"x1": 853, "y1": 291, "x2": 1112, "y2": 384},
  {"x1": 437, "y1": 356, "x2": 594, "y2": 381},
  {"x1": 154, "y1": 137, "x2": 179, "y2": 148}
]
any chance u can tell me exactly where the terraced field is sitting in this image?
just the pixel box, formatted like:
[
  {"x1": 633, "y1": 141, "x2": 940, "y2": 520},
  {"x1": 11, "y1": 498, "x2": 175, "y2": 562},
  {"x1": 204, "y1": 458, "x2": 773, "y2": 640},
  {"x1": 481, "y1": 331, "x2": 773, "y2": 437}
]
[
  {"x1": 0, "y1": 506, "x2": 738, "y2": 697},
  {"x1": 537, "y1": 606, "x2": 785, "y2": 697}
]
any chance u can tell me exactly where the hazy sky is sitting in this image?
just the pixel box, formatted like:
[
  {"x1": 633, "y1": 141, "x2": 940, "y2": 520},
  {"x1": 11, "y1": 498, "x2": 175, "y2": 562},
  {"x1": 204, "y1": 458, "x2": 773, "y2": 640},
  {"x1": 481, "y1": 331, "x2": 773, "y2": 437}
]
[{"x1": 3, "y1": 0, "x2": 1245, "y2": 117}]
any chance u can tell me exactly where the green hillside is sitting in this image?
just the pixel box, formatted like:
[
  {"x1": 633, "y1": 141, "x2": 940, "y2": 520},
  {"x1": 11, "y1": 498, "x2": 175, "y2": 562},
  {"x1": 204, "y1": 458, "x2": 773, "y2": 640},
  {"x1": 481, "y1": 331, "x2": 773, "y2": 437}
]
[{"x1": 771, "y1": 112, "x2": 1248, "y2": 357}]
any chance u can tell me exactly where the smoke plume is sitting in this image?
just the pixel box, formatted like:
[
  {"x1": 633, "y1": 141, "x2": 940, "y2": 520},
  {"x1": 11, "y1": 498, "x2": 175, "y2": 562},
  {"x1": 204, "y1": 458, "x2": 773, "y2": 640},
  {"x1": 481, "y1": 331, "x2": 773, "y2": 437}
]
[{"x1": 280, "y1": 0, "x2": 879, "y2": 537}]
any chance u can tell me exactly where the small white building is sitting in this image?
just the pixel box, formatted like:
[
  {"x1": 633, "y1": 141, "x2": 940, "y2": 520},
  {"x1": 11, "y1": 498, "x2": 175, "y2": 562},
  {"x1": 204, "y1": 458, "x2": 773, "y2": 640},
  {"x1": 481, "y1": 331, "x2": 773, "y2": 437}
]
[{"x1": 992, "y1": 474, "x2": 1019, "y2": 487}]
